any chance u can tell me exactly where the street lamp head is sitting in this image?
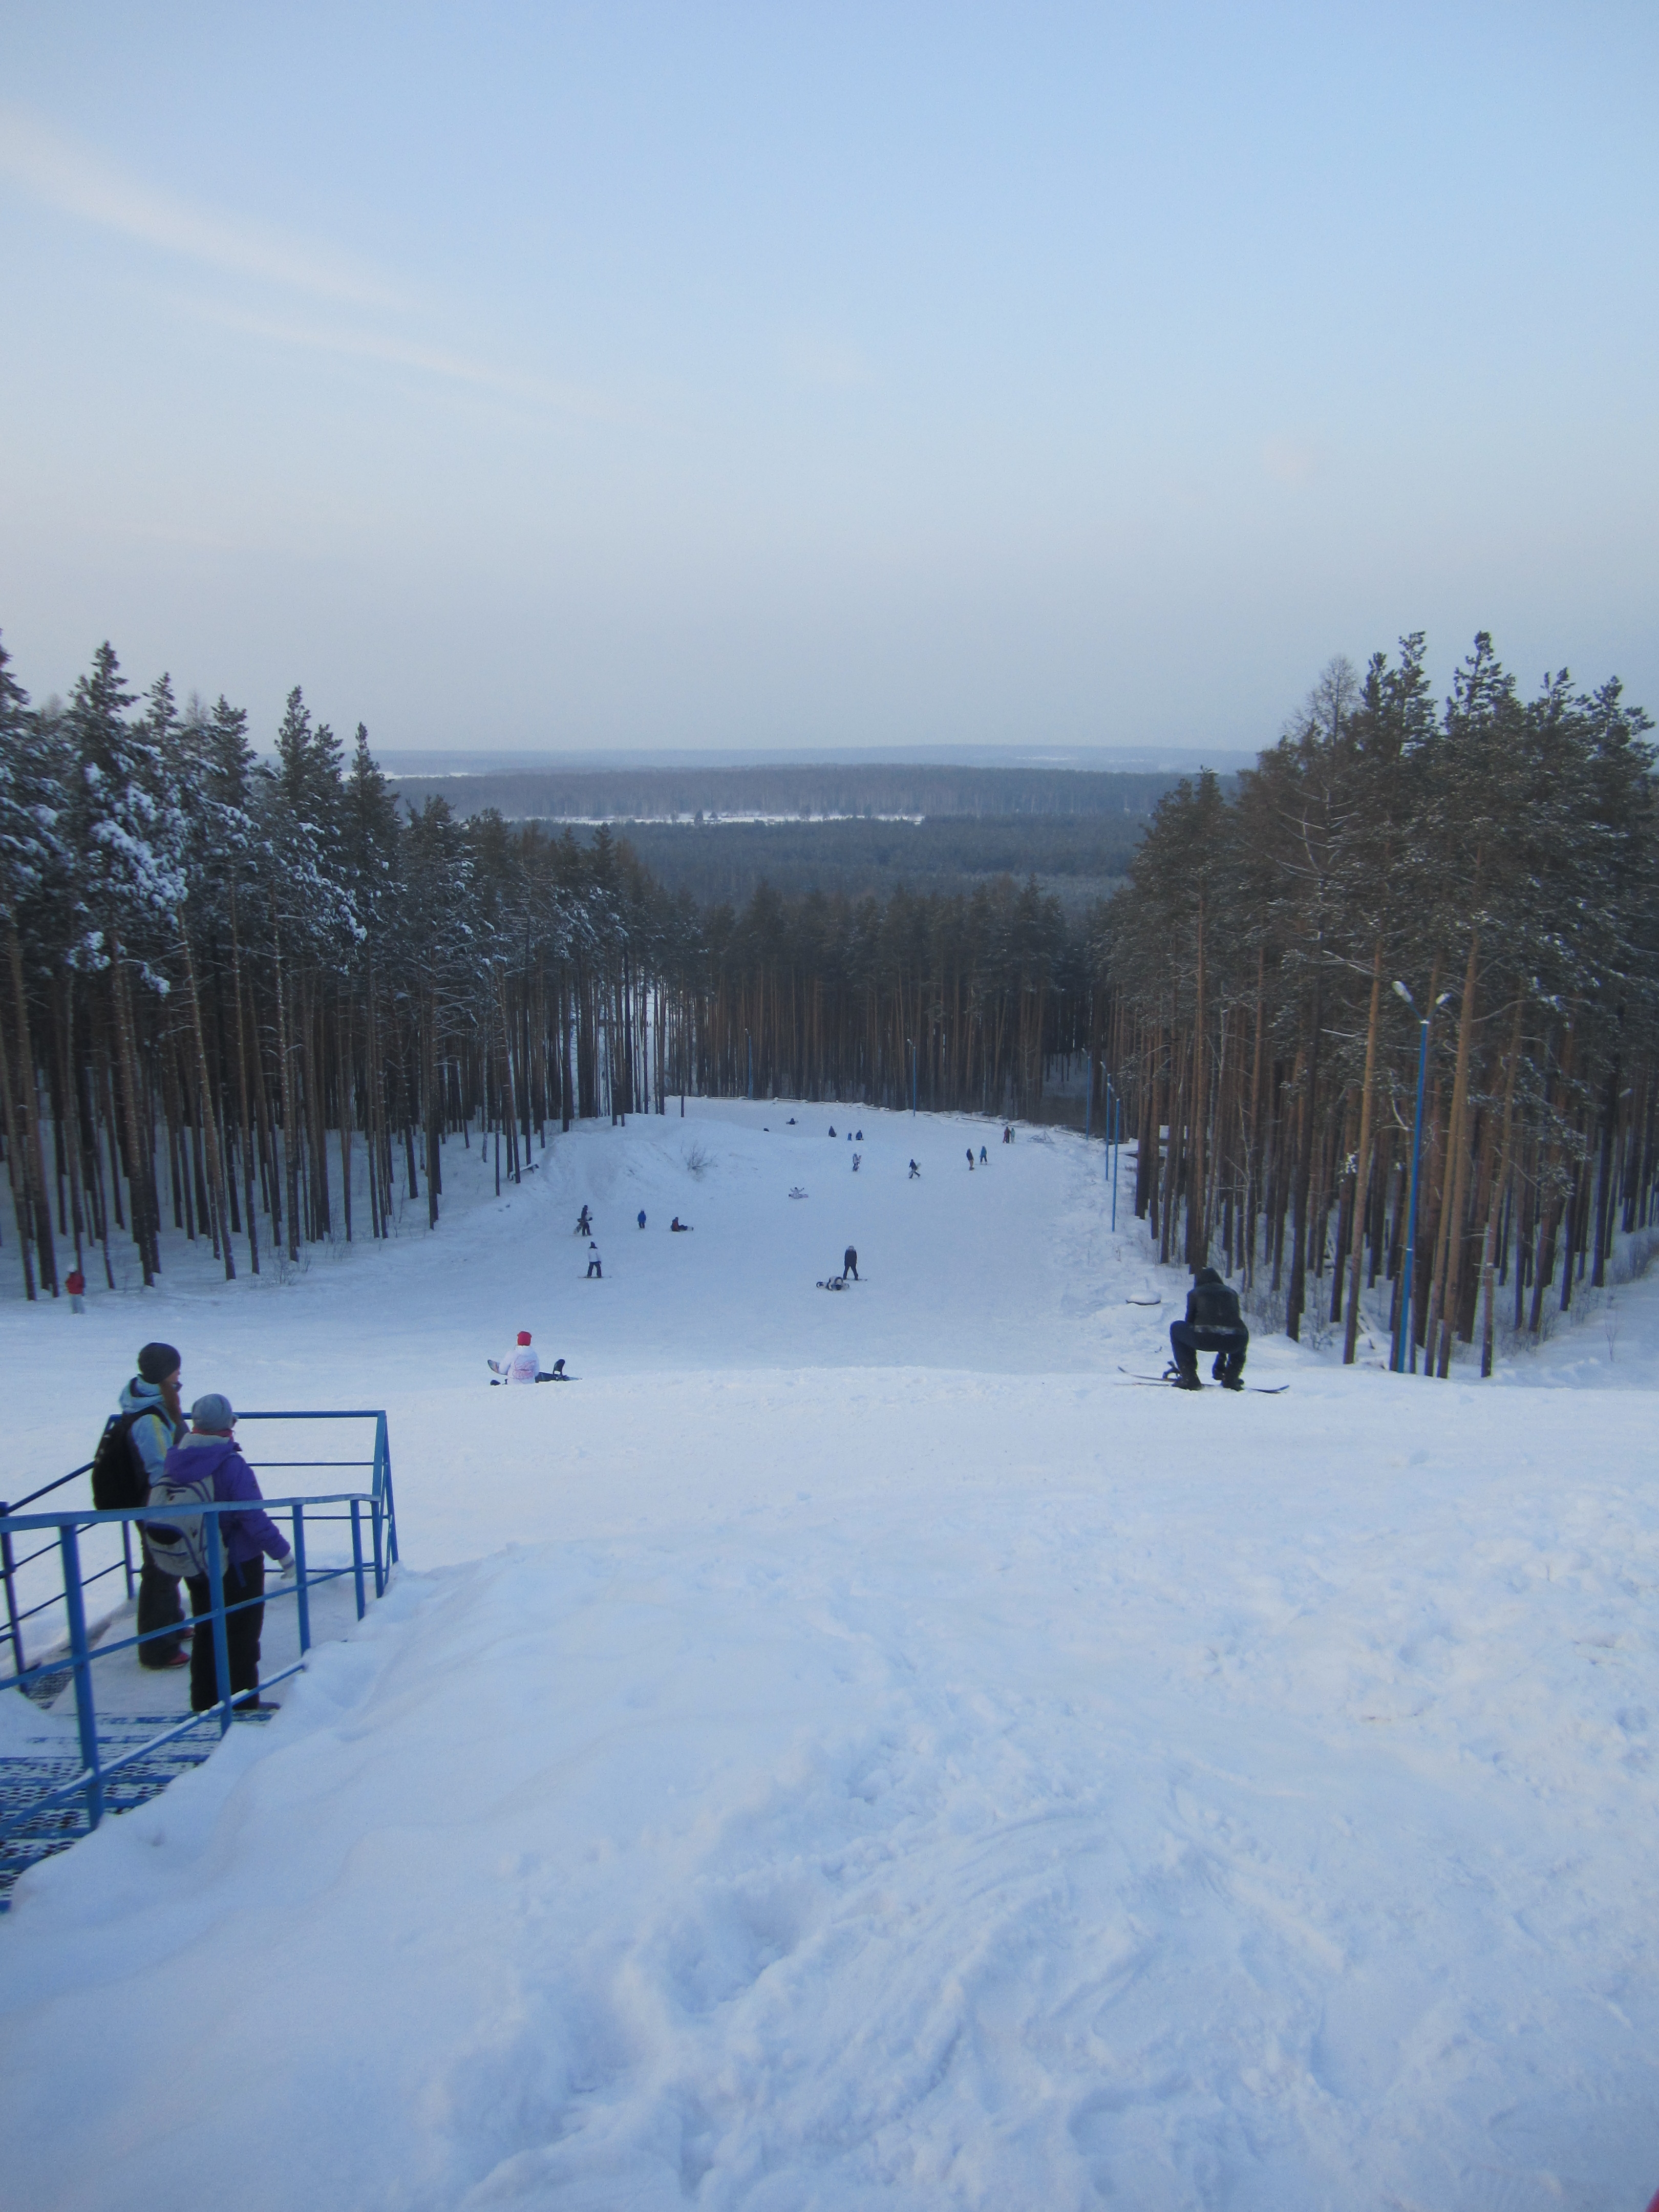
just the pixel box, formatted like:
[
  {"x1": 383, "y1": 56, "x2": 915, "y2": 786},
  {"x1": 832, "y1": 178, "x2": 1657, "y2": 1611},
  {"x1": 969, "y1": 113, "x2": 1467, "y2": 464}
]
[{"x1": 1392, "y1": 980, "x2": 1414, "y2": 1007}]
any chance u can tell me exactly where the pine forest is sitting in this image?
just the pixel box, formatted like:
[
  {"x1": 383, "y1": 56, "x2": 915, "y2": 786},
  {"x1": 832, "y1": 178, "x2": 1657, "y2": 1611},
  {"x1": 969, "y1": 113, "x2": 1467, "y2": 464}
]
[{"x1": 2, "y1": 629, "x2": 1656, "y2": 1379}]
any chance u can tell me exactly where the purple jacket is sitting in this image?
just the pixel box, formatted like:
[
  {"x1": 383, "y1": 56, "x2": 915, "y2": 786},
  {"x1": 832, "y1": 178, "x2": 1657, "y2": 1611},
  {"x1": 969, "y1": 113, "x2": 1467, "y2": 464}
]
[{"x1": 162, "y1": 1434, "x2": 292, "y2": 1571}]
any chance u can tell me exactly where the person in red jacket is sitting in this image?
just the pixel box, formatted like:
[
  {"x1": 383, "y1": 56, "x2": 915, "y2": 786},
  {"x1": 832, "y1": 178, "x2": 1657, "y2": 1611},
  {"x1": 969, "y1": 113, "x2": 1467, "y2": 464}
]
[{"x1": 66, "y1": 1267, "x2": 86, "y2": 1313}]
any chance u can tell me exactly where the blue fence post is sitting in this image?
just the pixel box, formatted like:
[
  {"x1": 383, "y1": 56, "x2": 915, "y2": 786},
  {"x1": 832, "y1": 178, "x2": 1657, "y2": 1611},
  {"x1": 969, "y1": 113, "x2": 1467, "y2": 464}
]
[
  {"x1": 58, "y1": 1523, "x2": 103, "y2": 1830},
  {"x1": 205, "y1": 1513, "x2": 233, "y2": 1736},
  {"x1": 291, "y1": 1504, "x2": 311, "y2": 1654},
  {"x1": 378, "y1": 1415, "x2": 398, "y2": 1566},
  {"x1": 349, "y1": 1500, "x2": 366, "y2": 1621},
  {"x1": 1, "y1": 1513, "x2": 23, "y2": 1680}
]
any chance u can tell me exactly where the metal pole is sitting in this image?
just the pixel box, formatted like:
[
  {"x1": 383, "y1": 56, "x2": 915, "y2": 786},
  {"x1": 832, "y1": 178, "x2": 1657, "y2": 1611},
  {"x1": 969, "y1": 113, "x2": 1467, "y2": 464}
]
[
  {"x1": 205, "y1": 1511, "x2": 233, "y2": 1735},
  {"x1": 1085, "y1": 1062, "x2": 1091, "y2": 1142},
  {"x1": 292, "y1": 1504, "x2": 311, "y2": 1653},
  {"x1": 59, "y1": 1523, "x2": 103, "y2": 1829},
  {"x1": 379, "y1": 1414, "x2": 399, "y2": 1566},
  {"x1": 350, "y1": 1500, "x2": 366, "y2": 1620},
  {"x1": 1394, "y1": 1017, "x2": 1431, "y2": 1373},
  {"x1": 121, "y1": 1519, "x2": 135, "y2": 1601},
  {"x1": 1112, "y1": 1092, "x2": 1120, "y2": 1232},
  {"x1": 1, "y1": 1514, "x2": 24, "y2": 1680},
  {"x1": 747, "y1": 1032, "x2": 752, "y2": 1101}
]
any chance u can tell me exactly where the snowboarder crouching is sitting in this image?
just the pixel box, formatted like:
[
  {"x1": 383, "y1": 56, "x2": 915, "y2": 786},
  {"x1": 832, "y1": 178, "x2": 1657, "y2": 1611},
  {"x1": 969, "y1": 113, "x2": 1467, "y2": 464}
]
[
  {"x1": 586, "y1": 1241, "x2": 603, "y2": 1279},
  {"x1": 1168, "y1": 1267, "x2": 1249, "y2": 1390},
  {"x1": 490, "y1": 1330, "x2": 542, "y2": 1384},
  {"x1": 843, "y1": 1246, "x2": 858, "y2": 1281}
]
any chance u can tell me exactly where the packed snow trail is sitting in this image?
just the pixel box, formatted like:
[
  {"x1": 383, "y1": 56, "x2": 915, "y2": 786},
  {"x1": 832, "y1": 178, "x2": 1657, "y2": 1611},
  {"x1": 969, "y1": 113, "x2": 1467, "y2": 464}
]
[{"x1": 2, "y1": 1104, "x2": 1657, "y2": 2208}]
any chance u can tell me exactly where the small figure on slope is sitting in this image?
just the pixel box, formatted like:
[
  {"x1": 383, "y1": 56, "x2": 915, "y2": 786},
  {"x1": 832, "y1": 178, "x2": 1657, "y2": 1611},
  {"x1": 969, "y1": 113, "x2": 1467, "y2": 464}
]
[
  {"x1": 586, "y1": 1240, "x2": 603, "y2": 1280},
  {"x1": 1167, "y1": 1267, "x2": 1249, "y2": 1391},
  {"x1": 852, "y1": 1152, "x2": 861, "y2": 1172},
  {"x1": 979, "y1": 1144, "x2": 988, "y2": 1165},
  {"x1": 670, "y1": 1216, "x2": 692, "y2": 1231},
  {"x1": 576, "y1": 1204, "x2": 592, "y2": 1237},
  {"x1": 637, "y1": 1209, "x2": 647, "y2": 1230},
  {"x1": 908, "y1": 1159, "x2": 920, "y2": 1179},
  {"x1": 966, "y1": 1147, "x2": 974, "y2": 1171},
  {"x1": 843, "y1": 1246, "x2": 858, "y2": 1281},
  {"x1": 490, "y1": 1331, "x2": 542, "y2": 1383}
]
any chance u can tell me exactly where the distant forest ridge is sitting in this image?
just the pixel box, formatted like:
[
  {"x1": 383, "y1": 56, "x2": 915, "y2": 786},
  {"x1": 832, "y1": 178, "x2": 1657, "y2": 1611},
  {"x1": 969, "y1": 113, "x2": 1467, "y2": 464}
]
[
  {"x1": 571, "y1": 814, "x2": 1145, "y2": 911},
  {"x1": 386, "y1": 763, "x2": 1201, "y2": 825}
]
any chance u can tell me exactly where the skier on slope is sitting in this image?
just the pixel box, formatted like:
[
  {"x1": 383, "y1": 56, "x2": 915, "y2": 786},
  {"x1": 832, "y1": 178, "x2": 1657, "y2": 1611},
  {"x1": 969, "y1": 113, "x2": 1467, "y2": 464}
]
[
  {"x1": 490, "y1": 1331, "x2": 542, "y2": 1384},
  {"x1": 1167, "y1": 1267, "x2": 1249, "y2": 1390}
]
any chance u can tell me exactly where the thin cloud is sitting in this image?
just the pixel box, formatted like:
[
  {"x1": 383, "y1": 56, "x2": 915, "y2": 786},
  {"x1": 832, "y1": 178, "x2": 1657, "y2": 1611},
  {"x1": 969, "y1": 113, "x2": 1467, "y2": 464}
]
[
  {"x1": 190, "y1": 301, "x2": 634, "y2": 424},
  {"x1": 0, "y1": 104, "x2": 404, "y2": 309}
]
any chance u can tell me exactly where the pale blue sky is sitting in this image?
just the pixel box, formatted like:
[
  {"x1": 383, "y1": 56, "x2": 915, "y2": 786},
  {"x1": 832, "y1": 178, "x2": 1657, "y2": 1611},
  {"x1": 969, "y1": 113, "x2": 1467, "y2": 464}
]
[{"x1": 2, "y1": 4, "x2": 1655, "y2": 753}]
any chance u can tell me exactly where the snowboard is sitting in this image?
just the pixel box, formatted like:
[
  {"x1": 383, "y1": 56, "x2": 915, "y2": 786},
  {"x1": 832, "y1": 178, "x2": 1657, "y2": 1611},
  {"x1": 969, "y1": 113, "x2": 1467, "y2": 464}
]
[{"x1": 1116, "y1": 1366, "x2": 1288, "y2": 1395}]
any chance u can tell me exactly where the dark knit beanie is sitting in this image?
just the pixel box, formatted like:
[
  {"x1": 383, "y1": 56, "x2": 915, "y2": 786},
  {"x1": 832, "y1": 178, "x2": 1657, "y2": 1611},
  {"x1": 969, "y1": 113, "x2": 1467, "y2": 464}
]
[{"x1": 137, "y1": 1342, "x2": 182, "y2": 1384}]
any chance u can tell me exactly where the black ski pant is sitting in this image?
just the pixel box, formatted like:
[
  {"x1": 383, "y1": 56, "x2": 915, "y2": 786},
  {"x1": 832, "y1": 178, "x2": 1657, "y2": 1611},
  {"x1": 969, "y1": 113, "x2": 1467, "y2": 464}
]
[
  {"x1": 136, "y1": 1544, "x2": 187, "y2": 1668},
  {"x1": 843, "y1": 1251, "x2": 858, "y2": 1280},
  {"x1": 1169, "y1": 1321, "x2": 1249, "y2": 1384},
  {"x1": 187, "y1": 1556, "x2": 266, "y2": 1713}
]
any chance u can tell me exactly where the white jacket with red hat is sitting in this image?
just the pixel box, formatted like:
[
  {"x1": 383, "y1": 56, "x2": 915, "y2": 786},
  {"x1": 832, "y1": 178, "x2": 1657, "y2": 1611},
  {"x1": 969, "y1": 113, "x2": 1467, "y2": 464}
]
[{"x1": 493, "y1": 1333, "x2": 540, "y2": 1383}]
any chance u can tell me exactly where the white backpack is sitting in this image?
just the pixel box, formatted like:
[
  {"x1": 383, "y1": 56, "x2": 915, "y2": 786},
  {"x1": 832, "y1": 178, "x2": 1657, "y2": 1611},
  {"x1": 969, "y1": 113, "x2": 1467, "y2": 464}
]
[{"x1": 143, "y1": 1460, "x2": 219, "y2": 1578}]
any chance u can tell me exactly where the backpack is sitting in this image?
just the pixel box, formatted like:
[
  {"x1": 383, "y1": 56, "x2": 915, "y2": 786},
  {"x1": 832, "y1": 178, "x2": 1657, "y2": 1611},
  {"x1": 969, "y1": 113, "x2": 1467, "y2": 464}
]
[
  {"x1": 90, "y1": 1406, "x2": 171, "y2": 1512},
  {"x1": 142, "y1": 1457, "x2": 219, "y2": 1579}
]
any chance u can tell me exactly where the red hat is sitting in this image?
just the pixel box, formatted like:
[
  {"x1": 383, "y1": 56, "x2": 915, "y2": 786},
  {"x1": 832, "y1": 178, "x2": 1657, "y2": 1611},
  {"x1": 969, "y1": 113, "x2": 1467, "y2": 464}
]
[{"x1": 517, "y1": 1331, "x2": 531, "y2": 1345}]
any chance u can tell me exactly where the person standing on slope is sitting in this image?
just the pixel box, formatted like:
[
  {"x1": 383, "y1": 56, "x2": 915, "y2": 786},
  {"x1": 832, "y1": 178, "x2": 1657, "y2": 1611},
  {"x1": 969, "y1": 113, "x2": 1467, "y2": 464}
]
[
  {"x1": 164, "y1": 1394, "x2": 294, "y2": 1716},
  {"x1": 966, "y1": 1147, "x2": 974, "y2": 1171},
  {"x1": 490, "y1": 1331, "x2": 541, "y2": 1383},
  {"x1": 586, "y1": 1240, "x2": 603, "y2": 1280},
  {"x1": 576, "y1": 1205, "x2": 592, "y2": 1236},
  {"x1": 843, "y1": 1246, "x2": 858, "y2": 1281},
  {"x1": 121, "y1": 1342, "x2": 190, "y2": 1669},
  {"x1": 1168, "y1": 1266, "x2": 1249, "y2": 1390}
]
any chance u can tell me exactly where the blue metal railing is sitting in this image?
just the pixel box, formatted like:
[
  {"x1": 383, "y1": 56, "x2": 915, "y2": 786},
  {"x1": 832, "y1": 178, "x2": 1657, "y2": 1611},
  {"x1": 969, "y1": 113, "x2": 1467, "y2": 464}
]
[{"x1": 0, "y1": 1411, "x2": 397, "y2": 1858}]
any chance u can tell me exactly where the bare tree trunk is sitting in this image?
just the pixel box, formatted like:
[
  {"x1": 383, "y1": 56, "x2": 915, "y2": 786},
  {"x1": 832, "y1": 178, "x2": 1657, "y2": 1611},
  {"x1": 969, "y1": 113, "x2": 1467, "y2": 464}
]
[{"x1": 1343, "y1": 940, "x2": 1383, "y2": 1363}]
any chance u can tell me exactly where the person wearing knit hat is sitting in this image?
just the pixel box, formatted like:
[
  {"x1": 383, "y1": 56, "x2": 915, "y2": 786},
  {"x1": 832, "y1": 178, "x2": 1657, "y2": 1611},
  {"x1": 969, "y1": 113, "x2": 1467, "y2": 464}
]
[
  {"x1": 120, "y1": 1343, "x2": 189, "y2": 1668},
  {"x1": 166, "y1": 1391, "x2": 293, "y2": 1715},
  {"x1": 489, "y1": 1331, "x2": 541, "y2": 1384}
]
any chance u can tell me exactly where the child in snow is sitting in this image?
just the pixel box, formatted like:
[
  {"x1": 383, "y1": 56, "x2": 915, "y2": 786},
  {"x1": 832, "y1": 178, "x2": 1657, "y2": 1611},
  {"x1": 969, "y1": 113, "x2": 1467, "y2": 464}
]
[
  {"x1": 586, "y1": 1241, "x2": 603, "y2": 1279},
  {"x1": 670, "y1": 1217, "x2": 691, "y2": 1231},
  {"x1": 490, "y1": 1331, "x2": 541, "y2": 1384},
  {"x1": 979, "y1": 1144, "x2": 988, "y2": 1164},
  {"x1": 637, "y1": 1209, "x2": 646, "y2": 1229},
  {"x1": 66, "y1": 1267, "x2": 86, "y2": 1312},
  {"x1": 828, "y1": 1125, "x2": 837, "y2": 1137},
  {"x1": 966, "y1": 1148, "x2": 974, "y2": 1171},
  {"x1": 908, "y1": 1159, "x2": 920, "y2": 1178}
]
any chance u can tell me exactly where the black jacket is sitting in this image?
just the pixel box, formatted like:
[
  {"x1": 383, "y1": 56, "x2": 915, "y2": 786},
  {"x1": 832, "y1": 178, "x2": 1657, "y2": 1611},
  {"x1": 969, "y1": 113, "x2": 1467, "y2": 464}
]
[{"x1": 1185, "y1": 1274, "x2": 1243, "y2": 1331}]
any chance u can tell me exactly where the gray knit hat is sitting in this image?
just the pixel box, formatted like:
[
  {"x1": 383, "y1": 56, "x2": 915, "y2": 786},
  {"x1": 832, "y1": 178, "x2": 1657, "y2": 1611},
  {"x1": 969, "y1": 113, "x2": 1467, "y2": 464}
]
[{"x1": 189, "y1": 1393, "x2": 235, "y2": 1433}]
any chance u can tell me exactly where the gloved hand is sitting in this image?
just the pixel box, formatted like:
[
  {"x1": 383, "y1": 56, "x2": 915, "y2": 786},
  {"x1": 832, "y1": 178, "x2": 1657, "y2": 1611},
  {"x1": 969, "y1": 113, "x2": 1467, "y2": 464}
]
[{"x1": 278, "y1": 1552, "x2": 296, "y2": 1579}]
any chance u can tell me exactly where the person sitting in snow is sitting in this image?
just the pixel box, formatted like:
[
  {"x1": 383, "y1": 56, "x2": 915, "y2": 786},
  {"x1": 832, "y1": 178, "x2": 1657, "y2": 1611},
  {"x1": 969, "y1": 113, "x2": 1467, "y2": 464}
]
[
  {"x1": 490, "y1": 1331, "x2": 541, "y2": 1384},
  {"x1": 855, "y1": 1129, "x2": 863, "y2": 1140},
  {"x1": 1168, "y1": 1266, "x2": 1249, "y2": 1391},
  {"x1": 828, "y1": 1125, "x2": 837, "y2": 1137},
  {"x1": 670, "y1": 1216, "x2": 691, "y2": 1231},
  {"x1": 586, "y1": 1240, "x2": 603, "y2": 1279}
]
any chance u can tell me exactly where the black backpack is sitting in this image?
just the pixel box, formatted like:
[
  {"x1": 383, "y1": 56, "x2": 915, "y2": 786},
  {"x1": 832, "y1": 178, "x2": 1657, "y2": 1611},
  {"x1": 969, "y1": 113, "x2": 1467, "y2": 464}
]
[{"x1": 90, "y1": 1405, "x2": 172, "y2": 1512}]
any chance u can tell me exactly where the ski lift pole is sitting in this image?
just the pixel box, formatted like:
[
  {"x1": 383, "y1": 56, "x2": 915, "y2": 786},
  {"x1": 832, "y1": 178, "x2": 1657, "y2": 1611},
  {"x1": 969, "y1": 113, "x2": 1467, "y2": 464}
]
[
  {"x1": 1085, "y1": 1060, "x2": 1091, "y2": 1142},
  {"x1": 1112, "y1": 1088, "x2": 1120, "y2": 1233}
]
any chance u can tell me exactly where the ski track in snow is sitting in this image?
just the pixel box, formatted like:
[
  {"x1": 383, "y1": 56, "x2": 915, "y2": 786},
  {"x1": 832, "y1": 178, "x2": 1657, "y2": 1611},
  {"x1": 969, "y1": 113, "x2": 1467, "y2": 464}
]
[{"x1": 2, "y1": 1102, "x2": 1657, "y2": 2210}]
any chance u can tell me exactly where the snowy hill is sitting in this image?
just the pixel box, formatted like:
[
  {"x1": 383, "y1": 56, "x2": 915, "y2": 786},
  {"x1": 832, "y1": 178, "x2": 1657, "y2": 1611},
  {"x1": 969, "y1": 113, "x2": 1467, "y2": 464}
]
[{"x1": 2, "y1": 1104, "x2": 1656, "y2": 2210}]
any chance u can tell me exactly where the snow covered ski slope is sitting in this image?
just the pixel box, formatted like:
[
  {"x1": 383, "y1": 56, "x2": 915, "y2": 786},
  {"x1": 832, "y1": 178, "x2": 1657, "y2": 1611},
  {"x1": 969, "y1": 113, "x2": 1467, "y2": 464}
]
[{"x1": 3, "y1": 1102, "x2": 1657, "y2": 2209}]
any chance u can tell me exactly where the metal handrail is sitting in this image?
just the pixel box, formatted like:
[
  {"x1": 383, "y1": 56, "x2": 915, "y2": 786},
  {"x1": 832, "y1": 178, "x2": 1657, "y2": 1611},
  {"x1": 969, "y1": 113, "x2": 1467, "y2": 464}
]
[{"x1": 0, "y1": 1411, "x2": 397, "y2": 1856}]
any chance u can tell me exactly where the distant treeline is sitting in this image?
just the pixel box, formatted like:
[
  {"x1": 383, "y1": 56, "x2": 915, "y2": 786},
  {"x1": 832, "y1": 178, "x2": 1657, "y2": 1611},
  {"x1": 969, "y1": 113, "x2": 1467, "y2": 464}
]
[
  {"x1": 559, "y1": 813, "x2": 1146, "y2": 908},
  {"x1": 388, "y1": 762, "x2": 1184, "y2": 824}
]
